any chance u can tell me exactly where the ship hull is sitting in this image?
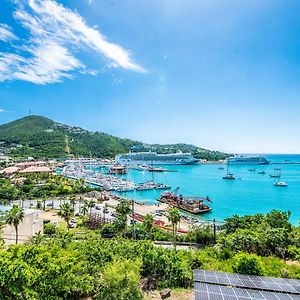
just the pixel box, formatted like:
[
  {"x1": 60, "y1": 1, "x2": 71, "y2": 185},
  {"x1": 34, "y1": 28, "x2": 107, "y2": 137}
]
[
  {"x1": 228, "y1": 161, "x2": 270, "y2": 165},
  {"x1": 116, "y1": 160, "x2": 199, "y2": 165}
]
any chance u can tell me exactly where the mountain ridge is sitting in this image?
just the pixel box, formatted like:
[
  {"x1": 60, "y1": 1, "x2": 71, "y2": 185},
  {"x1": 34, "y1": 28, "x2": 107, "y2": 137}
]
[{"x1": 0, "y1": 115, "x2": 228, "y2": 160}]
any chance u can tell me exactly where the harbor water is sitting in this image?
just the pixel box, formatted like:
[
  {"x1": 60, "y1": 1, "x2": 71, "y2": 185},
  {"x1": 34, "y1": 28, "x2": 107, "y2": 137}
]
[{"x1": 102, "y1": 154, "x2": 300, "y2": 225}]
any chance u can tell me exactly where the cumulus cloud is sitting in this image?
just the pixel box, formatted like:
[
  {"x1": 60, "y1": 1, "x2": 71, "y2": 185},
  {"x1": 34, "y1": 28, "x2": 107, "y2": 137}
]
[
  {"x1": 0, "y1": 0, "x2": 145, "y2": 85},
  {"x1": 0, "y1": 24, "x2": 17, "y2": 42}
]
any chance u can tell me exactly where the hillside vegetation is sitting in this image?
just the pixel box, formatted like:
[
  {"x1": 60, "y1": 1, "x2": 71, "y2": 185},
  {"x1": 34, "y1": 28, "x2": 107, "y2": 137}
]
[{"x1": 0, "y1": 115, "x2": 228, "y2": 160}]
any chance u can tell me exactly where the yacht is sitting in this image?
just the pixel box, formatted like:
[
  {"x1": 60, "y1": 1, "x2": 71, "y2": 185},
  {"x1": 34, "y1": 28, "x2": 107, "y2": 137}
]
[
  {"x1": 226, "y1": 155, "x2": 270, "y2": 165},
  {"x1": 274, "y1": 181, "x2": 288, "y2": 187},
  {"x1": 223, "y1": 173, "x2": 236, "y2": 180},
  {"x1": 270, "y1": 168, "x2": 281, "y2": 178},
  {"x1": 223, "y1": 160, "x2": 235, "y2": 180}
]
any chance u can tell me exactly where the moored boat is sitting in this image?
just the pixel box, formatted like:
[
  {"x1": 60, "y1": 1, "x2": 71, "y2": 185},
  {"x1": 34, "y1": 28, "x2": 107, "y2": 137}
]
[
  {"x1": 223, "y1": 173, "x2": 235, "y2": 180},
  {"x1": 274, "y1": 181, "x2": 288, "y2": 187},
  {"x1": 157, "y1": 187, "x2": 212, "y2": 215}
]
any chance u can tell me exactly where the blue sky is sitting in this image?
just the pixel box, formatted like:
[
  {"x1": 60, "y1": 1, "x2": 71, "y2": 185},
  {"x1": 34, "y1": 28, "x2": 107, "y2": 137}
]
[{"x1": 1, "y1": 0, "x2": 300, "y2": 154}]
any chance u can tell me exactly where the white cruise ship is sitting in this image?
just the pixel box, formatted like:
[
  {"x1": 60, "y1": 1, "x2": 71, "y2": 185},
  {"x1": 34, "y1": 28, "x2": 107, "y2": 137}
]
[
  {"x1": 226, "y1": 155, "x2": 270, "y2": 165},
  {"x1": 115, "y1": 152, "x2": 198, "y2": 165}
]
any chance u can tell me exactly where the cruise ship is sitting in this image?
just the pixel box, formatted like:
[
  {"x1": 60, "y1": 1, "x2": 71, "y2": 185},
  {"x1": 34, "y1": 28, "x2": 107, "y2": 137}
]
[
  {"x1": 115, "y1": 152, "x2": 199, "y2": 165},
  {"x1": 226, "y1": 155, "x2": 270, "y2": 165}
]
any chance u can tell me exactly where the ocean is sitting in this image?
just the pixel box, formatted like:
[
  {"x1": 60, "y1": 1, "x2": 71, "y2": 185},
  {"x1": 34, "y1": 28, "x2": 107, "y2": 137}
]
[{"x1": 98, "y1": 154, "x2": 300, "y2": 225}]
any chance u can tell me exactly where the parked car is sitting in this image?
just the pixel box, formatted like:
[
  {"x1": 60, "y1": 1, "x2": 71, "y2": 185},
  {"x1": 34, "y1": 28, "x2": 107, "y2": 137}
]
[
  {"x1": 95, "y1": 205, "x2": 101, "y2": 210},
  {"x1": 68, "y1": 223, "x2": 75, "y2": 228},
  {"x1": 70, "y1": 218, "x2": 77, "y2": 223}
]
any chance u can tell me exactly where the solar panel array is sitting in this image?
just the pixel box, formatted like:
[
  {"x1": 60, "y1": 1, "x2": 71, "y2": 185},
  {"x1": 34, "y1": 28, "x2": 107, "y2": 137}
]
[{"x1": 194, "y1": 270, "x2": 300, "y2": 300}]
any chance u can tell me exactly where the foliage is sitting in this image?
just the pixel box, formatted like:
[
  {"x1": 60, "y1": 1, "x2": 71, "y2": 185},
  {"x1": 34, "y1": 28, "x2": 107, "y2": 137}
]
[
  {"x1": 185, "y1": 225, "x2": 215, "y2": 245},
  {"x1": 43, "y1": 222, "x2": 58, "y2": 235},
  {"x1": 95, "y1": 259, "x2": 143, "y2": 300},
  {"x1": 114, "y1": 200, "x2": 131, "y2": 233},
  {"x1": 232, "y1": 253, "x2": 264, "y2": 276},
  {"x1": 166, "y1": 208, "x2": 181, "y2": 249},
  {"x1": 2, "y1": 205, "x2": 24, "y2": 244},
  {"x1": 0, "y1": 115, "x2": 227, "y2": 160},
  {"x1": 58, "y1": 203, "x2": 74, "y2": 227},
  {"x1": 142, "y1": 214, "x2": 154, "y2": 240},
  {"x1": 0, "y1": 173, "x2": 91, "y2": 204},
  {"x1": 221, "y1": 210, "x2": 295, "y2": 259}
]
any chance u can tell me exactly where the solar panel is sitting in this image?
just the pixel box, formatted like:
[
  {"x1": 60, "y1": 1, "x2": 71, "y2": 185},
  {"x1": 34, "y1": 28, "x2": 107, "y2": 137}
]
[
  {"x1": 194, "y1": 283, "x2": 300, "y2": 300},
  {"x1": 194, "y1": 270, "x2": 300, "y2": 295}
]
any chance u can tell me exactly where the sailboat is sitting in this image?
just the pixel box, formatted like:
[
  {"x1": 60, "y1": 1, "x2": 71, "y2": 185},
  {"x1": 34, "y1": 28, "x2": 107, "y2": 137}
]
[
  {"x1": 151, "y1": 161, "x2": 171, "y2": 190},
  {"x1": 273, "y1": 169, "x2": 288, "y2": 187},
  {"x1": 269, "y1": 168, "x2": 281, "y2": 178},
  {"x1": 137, "y1": 161, "x2": 171, "y2": 190},
  {"x1": 223, "y1": 160, "x2": 235, "y2": 180}
]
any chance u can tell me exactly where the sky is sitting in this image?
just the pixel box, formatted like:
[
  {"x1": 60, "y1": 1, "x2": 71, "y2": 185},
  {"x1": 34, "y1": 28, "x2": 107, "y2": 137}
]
[{"x1": 0, "y1": 0, "x2": 300, "y2": 154}]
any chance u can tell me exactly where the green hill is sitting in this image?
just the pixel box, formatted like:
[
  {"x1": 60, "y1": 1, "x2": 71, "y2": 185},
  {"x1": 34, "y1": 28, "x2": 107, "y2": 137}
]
[{"x1": 0, "y1": 115, "x2": 228, "y2": 160}]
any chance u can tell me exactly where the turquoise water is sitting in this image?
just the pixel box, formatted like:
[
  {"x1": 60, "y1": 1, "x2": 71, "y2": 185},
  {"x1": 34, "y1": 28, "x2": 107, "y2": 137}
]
[{"x1": 97, "y1": 154, "x2": 300, "y2": 225}]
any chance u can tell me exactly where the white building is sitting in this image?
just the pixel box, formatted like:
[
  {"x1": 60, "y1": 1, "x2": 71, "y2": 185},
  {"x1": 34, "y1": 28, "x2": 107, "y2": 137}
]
[{"x1": 0, "y1": 205, "x2": 44, "y2": 245}]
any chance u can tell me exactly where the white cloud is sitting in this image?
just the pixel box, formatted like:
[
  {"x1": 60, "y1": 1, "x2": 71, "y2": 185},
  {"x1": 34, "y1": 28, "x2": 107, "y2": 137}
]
[
  {"x1": 0, "y1": 0, "x2": 145, "y2": 85},
  {"x1": 0, "y1": 108, "x2": 5, "y2": 112},
  {"x1": 0, "y1": 24, "x2": 17, "y2": 42}
]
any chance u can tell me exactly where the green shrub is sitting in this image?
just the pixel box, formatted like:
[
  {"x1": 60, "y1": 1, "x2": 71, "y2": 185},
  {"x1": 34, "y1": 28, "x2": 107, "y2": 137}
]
[
  {"x1": 232, "y1": 253, "x2": 264, "y2": 275},
  {"x1": 185, "y1": 225, "x2": 214, "y2": 245},
  {"x1": 43, "y1": 223, "x2": 58, "y2": 235},
  {"x1": 95, "y1": 259, "x2": 143, "y2": 300}
]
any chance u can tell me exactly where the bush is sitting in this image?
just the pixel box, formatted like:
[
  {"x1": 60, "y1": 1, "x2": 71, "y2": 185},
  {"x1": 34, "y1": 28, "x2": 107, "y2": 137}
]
[
  {"x1": 232, "y1": 253, "x2": 264, "y2": 276},
  {"x1": 100, "y1": 224, "x2": 117, "y2": 237},
  {"x1": 95, "y1": 259, "x2": 143, "y2": 300},
  {"x1": 43, "y1": 223, "x2": 58, "y2": 235},
  {"x1": 288, "y1": 246, "x2": 300, "y2": 261},
  {"x1": 185, "y1": 225, "x2": 214, "y2": 245}
]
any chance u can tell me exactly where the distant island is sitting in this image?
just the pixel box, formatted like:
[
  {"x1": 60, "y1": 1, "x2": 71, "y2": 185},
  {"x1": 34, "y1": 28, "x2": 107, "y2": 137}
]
[{"x1": 0, "y1": 115, "x2": 228, "y2": 161}]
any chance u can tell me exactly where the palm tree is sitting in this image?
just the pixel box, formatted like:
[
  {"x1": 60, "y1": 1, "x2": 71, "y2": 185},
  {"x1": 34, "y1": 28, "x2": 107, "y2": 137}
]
[
  {"x1": 3, "y1": 205, "x2": 25, "y2": 244},
  {"x1": 69, "y1": 196, "x2": 77, "y2": 210},
  {"x1": 81, "y1": 201, "x2": 89, "y2": 216},
  {"x1": 78, "y1": 196, "x2": 83, "y2": 214},
  {"x1": 143, "y1": 214, "x2": 154, "y2": 240},
  {"x1": 58, "y1": 203, "x2": 74, "y2": 229},
  {"x1": 103, "y1": 205, "x2": 109, "y2": 222},
  {"x1": 166, "y1": 208, "x2": 181, "y2": 250},
  {"x1": 88, "y1": 199, "x2": 96, "y2": 216}
]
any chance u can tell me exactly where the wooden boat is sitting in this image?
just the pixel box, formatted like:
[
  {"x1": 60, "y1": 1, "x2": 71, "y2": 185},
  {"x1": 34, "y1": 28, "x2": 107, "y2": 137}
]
[{"x1": 157, "y1": 187, "x2": 212, "y2": 215}]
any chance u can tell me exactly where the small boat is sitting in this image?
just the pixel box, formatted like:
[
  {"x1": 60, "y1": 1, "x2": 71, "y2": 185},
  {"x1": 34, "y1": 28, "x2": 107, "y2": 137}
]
[
  {"x1": 258, "y1": 171, "x2": 266, "y2": 175},
  {"x1": 223, "y1": 173, "x2": 236, "y2": 180},
  {"x1": 223, "y1": 160, "x2": 235, "y2": 180},
  {"x1": 115, "y1": 187, "x2": 135, "y2": 192},
  {"x1": 248, "y1": 168, "x2": 256, "y2": 172},
  {"x1": 154, "y1": 183, "x2": 172, "y2": 190},
  {"x1": 270, "y1": 168, "x2": 281, "y2": 178},
  {"x1": 148, "y1": 167, "x2": 166, "y2": 172},
  {"x1": 269, "y1": 174, "x2": 281, "y2": 178},
  {"x1": 136, "y1": 181, "x2": 155, "y2": 191},
  {"x1": 218, "y1": 167, "x2": 224, "y2": 170},
  {"x1": 274, "y1": 181, "x2": 288, "y2": 187}
]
